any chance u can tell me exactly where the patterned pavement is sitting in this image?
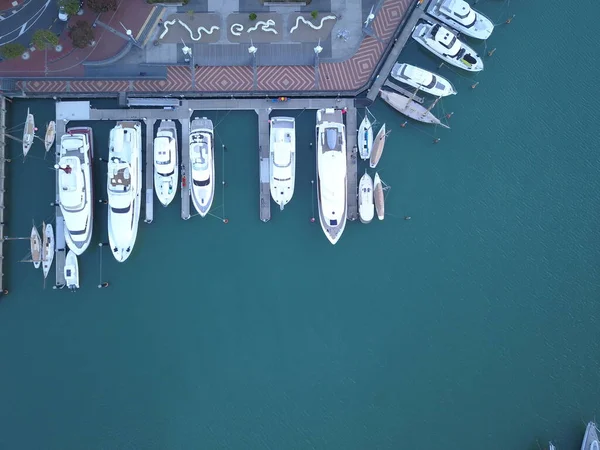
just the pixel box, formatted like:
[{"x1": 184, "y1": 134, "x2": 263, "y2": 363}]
[{"x1": 13, "y1": 0, "x2": 412, "y2": 95}]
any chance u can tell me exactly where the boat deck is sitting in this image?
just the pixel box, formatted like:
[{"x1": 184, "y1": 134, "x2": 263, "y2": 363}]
[{"x1": 257, "y1": 109, "x2": 271, "y2": 223}]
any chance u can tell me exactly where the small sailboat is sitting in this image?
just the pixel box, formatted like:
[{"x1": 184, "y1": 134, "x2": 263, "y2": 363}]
[
  {"x1": 369, "y1": 124, "x2": 387, "y2": 169},
  {"x1": 64, "y1": 251, "x2": 79, "y2": 290},
  {"x1": 373, "y1": 173, "x2": 385, "y2": 221},
  {"x1": 30, "y1": 225, "x2": 41, "y2": 269},
  {"x1": 549, "y1": 442, "x2": 556, "y2": 450},
  {"x1": 42, "y1": 222, "x2": 54, "y2": 279},
  {"x1": 23, "y1": 108, "x2": 35, "y2": 157},
  {"x1": 357, "y1": 114, "x2": 373, "y2": 160},
  {"x1": 581, "y1": 422, "x2": 599, "y2": 450},
  {"x1": 391, "y1": 63, "x2": 456, "y2": 97},
  {"x1": 44, "y1": 121, "x2": 56, "y2": 152},
  {"x1": 380, "y1": 89, "x2": 449, "y2": 129},
  {"x1": 358, "y1": 172, "x2": 374, "y2": 224}
]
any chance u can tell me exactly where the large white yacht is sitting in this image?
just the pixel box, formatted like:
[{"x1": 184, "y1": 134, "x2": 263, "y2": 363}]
[
  {"x1": 56, "y1": 127, "x2": 94, "y2": 255},
  {"x1": 581, "y1": 422, "x2": 599, "y2": 450},
  {"x1": 190, "y1": 117, "x2": 215, "y2": 217},
  {"x1": 107, "y1": 122, "x2": 142, "y2": 262},
  {"x1": 427, "y1": 0, "x2": 494, "y2": 40},
  {"x1": 153, "y1": 120, "x2": 178, "y2": 207},
  {"x1": 412, "y1": 22, "x2": 484, "y2": 72},
  {"x1": 269, "y1": 116, "x2": 296, "y2": 210},
  {"x1": 316, "y1": 108, "x2": 347, "y2": 245},
  {"x1": 391, "y1": 63, "x2": 456, "y2": 97}
]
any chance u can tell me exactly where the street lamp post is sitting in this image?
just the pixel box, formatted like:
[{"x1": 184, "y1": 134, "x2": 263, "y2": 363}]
[
  {"x1": 314, "y1": 39, "x2": 323, "y2": 88},
  {"x1": 119, "y1": 21, "x2": 141, "y2": 47}
]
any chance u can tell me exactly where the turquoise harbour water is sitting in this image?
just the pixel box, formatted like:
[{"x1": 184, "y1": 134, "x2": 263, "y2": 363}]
[{"x1": 1, "y1": 0, "x2": 600, "y2": 448}]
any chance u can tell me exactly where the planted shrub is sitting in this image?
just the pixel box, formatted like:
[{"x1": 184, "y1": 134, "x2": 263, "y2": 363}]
[
  {"x1": 59, "y1": 0, "x2": 80, "y2": 15},
  {"x1": 249, "y1": 12, "x2": 257, "y2": 20},
  {"x1": 0, "y1": 43, "x2": 27, "y2": 59},
  {"x1": 311, "y1": 10, "x2": 318, "y2": 19},
  {"x1": 71, "y1": 20, "x2": 95, "y2": 48},
  {"x1": 32, "y1": 29, "x2": 59, "y2": 50}
]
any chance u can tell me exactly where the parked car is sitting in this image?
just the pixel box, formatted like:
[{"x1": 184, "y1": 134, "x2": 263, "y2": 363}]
[{"x1": 58, "y1": 5, "x2": 69, "y2": 21}]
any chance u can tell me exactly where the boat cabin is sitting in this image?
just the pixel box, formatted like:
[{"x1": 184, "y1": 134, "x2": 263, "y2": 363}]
[
  {"x1": 439, "y1": 0, "x2": 476, "y2": 27},
  {"x1": 59, "y1": 156, "x2": 85, "y2": 211},
  {"x1": 154, "y1": 136, "x2": 175, "y2": 176},
  {"x1": 431, "y1": 24, "x2": 461, "y2": 57},
  {"x1": 190, "y1": 133, "x2": 211, "y2": 187}
]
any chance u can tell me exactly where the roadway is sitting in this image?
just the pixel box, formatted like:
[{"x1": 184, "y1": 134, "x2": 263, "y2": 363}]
[{"x1": 0, "y1": 0, "x2": 63, "y2": 47}]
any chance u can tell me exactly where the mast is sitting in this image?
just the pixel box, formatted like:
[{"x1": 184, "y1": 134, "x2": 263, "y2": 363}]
[
  {"x1": 423, "y1": 96, "x2": 441, "y2": 117},
  {"x1": 405, "y1": 86, "x2": 420, "y2": 111}
]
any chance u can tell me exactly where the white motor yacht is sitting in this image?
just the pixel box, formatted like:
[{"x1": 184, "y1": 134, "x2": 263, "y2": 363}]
[
  {"x1": 269, "y1": 116, "x2": 296, "y2": 210},
  {"x1": 107, "y1": 122, "x2": 142, "y2": 262},
  {"x1": 357, "y1": 115, "x2": 373, "y2": 160},
  {"x1": 57, "y1": 127, "x2": 94, "y2": 255},
  {"x1": 64, "y1": 250, "x2": 79, "y2": 290},
  {"x1": 153, "y1": 120, "x2": 178, "y2": 207},
  {"x1": 427, "y1": 0, "x2": 494, "y2": 40},
  {"x1": 581, "y1": 422, "x2": 599, "y2": 450},
  {"x1": 316, "y1": 108, "x2": 347, "y2": 245},
  {"x1": 391, "y1": 63, "x2": 456, "y2": 97},
  {"x1": 412, "y1": 22, "x2": 484, "y2": 72},
  {"x1": 358, "y1": 172, "x2": 374, "y2": 224},
  {"x1": 190, "y1": 117, "x2": 215, "y2": 217}
]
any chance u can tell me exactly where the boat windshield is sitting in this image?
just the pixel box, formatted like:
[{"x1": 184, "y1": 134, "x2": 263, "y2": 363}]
[
  {"x1": 323, "y1": 127, "x2": 341, "y2": 152},
  {"x1": 193, "y1": 177, "x2": 210, "y2": 187}
]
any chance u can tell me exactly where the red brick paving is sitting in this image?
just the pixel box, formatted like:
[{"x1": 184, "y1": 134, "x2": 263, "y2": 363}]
[{"x1": 10, "y1": 0, "x2": 411, "y2": 94}]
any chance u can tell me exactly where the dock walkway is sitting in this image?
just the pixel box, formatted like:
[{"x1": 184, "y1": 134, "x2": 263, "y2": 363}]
[
  {"x1": 257, "y1": 109, "x2": 270, "y2": 222},
  {"x1": 345, "y1": 106, "x2": 358, "y2": 221},
  {"x1": 0, "y1": 96, "x2": 6, "y2": 293},
  {"x1": 54, "y1": 119, "x2": 67, "y2": 288},
  {"x1": 179, "y1": 118, "x2": 190, "y2": 220},
  {"x1": 145, "y1": 119, "x2": 155, "y2": 223}
]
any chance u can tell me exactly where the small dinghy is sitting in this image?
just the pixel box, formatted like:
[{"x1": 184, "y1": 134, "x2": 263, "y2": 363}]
[
  {"x1": 357, "y1": 115, "x2": 373, "y2": 160},
  {"x1": 64, "y1": 251, "x2": 79, "y2": 290},
  {"x1": 42, "y1": 222, "x2": 54, "y2": 279},
  {"x1": 30, "y1": 225, "x2": 41, "y2": 269},
  {"x1": 373, "y1": 173, "x2": 385, "y2": 221},
  {"x1": 45, "y1": 121, "x2": 56, "y2": 152},
  {"x1": 369, "y1": 124, "x2": 387, "y2": 169},
  {"x1": 23, "y1": 108, "x2": 35, "y2": 157},
  {"x1": 358, "y1": 172, "x2": 374, "y2": 224}
]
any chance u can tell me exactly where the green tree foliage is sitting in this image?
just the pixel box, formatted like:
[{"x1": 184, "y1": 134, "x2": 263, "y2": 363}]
[
  {"x1": 0, "y1": 43, "x2": 27, "y2": 59},
  {"x1": 249, "y1": 12, "x2": 257, "y2": 20},
  {"x1": 311, "y1": 10, "x2": 318, "y2": 19},
  {"x1": 70, "y1": 20, "x2": 95, "y2": 48},
  {"x1": 59, "y1": 0, "x2": 80, "y2": 15},
  {"x1": 32, "y1": 29, "x2": 59, "y2": 50},
  {"x1": 86, "y1": 0, "x2": 117, "y2": 13}
]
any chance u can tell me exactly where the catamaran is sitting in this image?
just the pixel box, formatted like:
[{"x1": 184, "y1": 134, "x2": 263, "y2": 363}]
[
  {"x1": 57, "y1": 127, "x2": 94, "y2": 255},
  {"x1": 190, "y1": 117, "x2": 215, "y2": 217},
  {"x1": 153, "y1": 120, "x2": 178, "y2": 207},
  {"x1": 269, "y1": 116, "x2": 296, "y2": 210},
  {"x1": 316, "y1": 108, "x2": 347, "y2": 245},
  {"x1": 373, "y1": 173, "x2": 385, "y2": 221},
  {"x1": 107, "y1": 122, "x2": 142, "y2": 262},
  {"x1": 23, "y1": 108, "x2": 35, "y2": 157},
  {"x1": 412, "y1": 22, "x2": 484, "y2": 72},
  {"x1": 358, "y1": 172, "x2": 374, "y2": 224},
  {"x1": 380, "y1": 89, "x2": 449, "y2": 128},
  {"x1": 391, "y1": 63, "x2": 456, "y2": 97},
  {"x1": 369, "y1": 123, "x2": 387, "y2": 169},
  {"x1": 427, "y1": 0, "x2": 494, "y2": 40},
  {"x1": 357, "y1": 114, "x2": 373, "y2": 160},
  {"x1": 45, "y1": 121, "x2": 56, "y2": 152},
  {"x1": 42, "y1": 222, "x2": 54, "y2": 279}
]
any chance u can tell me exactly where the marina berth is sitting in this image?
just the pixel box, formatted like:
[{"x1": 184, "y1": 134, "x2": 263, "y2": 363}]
[
  {"x1": 57, "y1": 127, "x2": 94, "y2": 255},
  {"x1": 153, "y1": 120, "x2": 178, "y2": 207},
  {"x1": 391, "y1": 63, "x2": 456, "y2": 97},
  {"x1": 427, "y1": 0, "x2": 494, "y2": 40},
  {"x1": 412, "y1": 22, "x2": 484, "y2": 72},
  {"x1": 269, "y1": 116, "x2": 296, "y2": 210},
  {"x1": 190, "y1": 117, "x2": 215, "y2": 217},
  {"x1": 316, "y1": 108, "x2": 347, "y2": 245},
  {"x1": 107, "y1": 121, "x2": 142, "y2": 263}
]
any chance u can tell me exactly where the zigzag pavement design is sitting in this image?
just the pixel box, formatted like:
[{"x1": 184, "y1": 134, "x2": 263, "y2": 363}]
[{"x1": 14, "y1": 0, "x2": 409, "y2": 94}]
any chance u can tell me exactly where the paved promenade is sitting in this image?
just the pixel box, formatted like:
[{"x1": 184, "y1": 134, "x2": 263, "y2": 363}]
[{"x1": 7, "y1": 0, "x2": 411, "y2": 95}]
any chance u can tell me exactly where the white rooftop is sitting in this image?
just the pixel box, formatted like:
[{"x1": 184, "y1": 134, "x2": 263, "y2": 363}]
[{"x1": 56, "y1": 101, "x2": 91, "y2": 121}]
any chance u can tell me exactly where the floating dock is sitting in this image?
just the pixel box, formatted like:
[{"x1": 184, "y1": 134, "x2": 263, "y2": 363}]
[
  {"x1": 179, "y1": 118, "x2": 190, "y2": 220},
  {"x1": 0, "y1": 96, "x2": 6, "y2": 293},
  {"x1": 54, "y1": 119, "x2": 67, "y2": 288},
  {"x1": 257, "y1": 109, "x2": 270, "y2": 223},
  {"x1": 144, "y1": 119, "x2": 155, "y2": 223},
  {"x1": 344, "y1": 106, "x2": 358, "y2": 221}
]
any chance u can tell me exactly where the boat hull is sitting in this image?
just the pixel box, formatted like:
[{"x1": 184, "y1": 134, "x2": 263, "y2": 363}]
[
  {"x1": 357, "y1": 115, "x2": 373, "y2": 160},
  {"x1": 412, "y1": 22, "x2": 484, "y2": 72},
  {"x1": 23, "y1": 110, "x2": 35, "y2": 157},
  {"x1": 358, "y1": 173, "x2": 374, "y2": 224},
  {"x1": 45, "y1": 121, "x2": 56, "y2": 152},
  {"x1": 64, "y1": 251, "x2": 79, "y2": 290},
  {"x1": 154, "y1": 120, "x2": 179, "y2": 207},
  {"x1": 380, "y1": 90, "x2": 449, "y2": 129},
  {"x1": 581, "y1": 422, "x2": 599, "y2": 450},
  {"x1": 369, "y1": 123, "x2": 387, "y2": 169},
  {"x1": 190, "y1": 118, "x2": 215, "y2": 217},
  {"x1": 61, "y1": 127, "x2": 94, "y2": 256},
  {"x1": 30, "y1": 225, "x2": 41, "y2": 269},
  {"x1": 269, "y1": 117, "x2": 296, "y2": 210},
  {"x1": 427, "y1": 0, "x2": 494, "y2": 40},
  {"x1": 373, "y1": 173, "x2": 384, "y2": 221},
  {"x1": 42, "y1": 223, "x2": 55, "y2": 279},
  {"x1": 391, "y1": 63, "x2": 456, "y2": 97}
]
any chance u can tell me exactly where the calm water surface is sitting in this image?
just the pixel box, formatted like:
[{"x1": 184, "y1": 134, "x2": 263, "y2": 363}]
[{"x1": 1, "y1": 0, "x2": 600, "y2": 448}]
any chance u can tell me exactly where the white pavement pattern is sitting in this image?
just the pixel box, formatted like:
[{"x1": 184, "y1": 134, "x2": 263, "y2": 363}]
[{"x1": 330, "y1": 0, "x2": 363, "y2": 59}]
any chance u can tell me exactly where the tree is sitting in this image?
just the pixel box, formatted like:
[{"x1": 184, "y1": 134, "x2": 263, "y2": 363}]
[
  {"x1": 59, "y1": 0, "x2": 80, "y2": 15},
  {"x1": 32, "y1": 29, "x2": 59, "y2": 50},
  {"x1": 311, "y1": 10, "x2": 318, "y2": 19},
  {"x1": 70, "y1": 20, "x2": 95, "y2": 48},
  {"x1": 0, "y1": 43, "x2": 27, "y2": 59},
  {"x1": 86, "y1": 0, "x2": 117, "y2": 13},
  {"x1": 249, "y1": 12, "x2": 257, "y2": 20}
]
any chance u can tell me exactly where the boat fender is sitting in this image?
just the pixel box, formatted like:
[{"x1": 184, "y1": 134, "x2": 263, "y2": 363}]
[
  {"x1": 1, "y1": 289, "x2": 8, "y2": 296},
  {"x1": 223, "y1": 219, "x2": 229, "y2": 224}
]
